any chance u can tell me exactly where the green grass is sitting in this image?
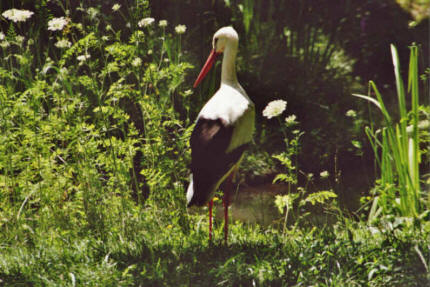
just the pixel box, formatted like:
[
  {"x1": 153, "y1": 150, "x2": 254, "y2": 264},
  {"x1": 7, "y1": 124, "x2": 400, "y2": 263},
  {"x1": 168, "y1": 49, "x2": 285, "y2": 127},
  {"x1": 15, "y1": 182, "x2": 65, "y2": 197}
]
[{"x1": 1, "y1": 211, "x2": 429, "y2": 286}]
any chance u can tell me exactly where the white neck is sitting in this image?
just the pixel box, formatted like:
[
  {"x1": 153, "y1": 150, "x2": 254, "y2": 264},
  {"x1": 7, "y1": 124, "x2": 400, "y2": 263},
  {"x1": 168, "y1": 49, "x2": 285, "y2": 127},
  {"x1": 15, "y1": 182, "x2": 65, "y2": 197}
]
[{"x1": 221, "y1": 43, "x2": 238, "y2": 85}]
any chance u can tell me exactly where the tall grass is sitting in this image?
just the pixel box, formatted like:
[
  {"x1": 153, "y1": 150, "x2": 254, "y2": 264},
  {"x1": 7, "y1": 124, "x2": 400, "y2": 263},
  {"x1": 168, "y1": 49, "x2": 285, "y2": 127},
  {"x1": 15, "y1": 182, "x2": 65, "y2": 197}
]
[{"x1": 354, "y1": 44, "x2": 422, "y2": 219}]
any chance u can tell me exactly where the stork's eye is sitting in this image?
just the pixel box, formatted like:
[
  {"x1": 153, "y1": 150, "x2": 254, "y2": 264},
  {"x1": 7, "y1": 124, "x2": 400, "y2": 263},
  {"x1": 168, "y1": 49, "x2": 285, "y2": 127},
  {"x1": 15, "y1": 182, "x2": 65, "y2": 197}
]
[{"x1": 214, "y1": 37, "x2": 218, "y2": 46}]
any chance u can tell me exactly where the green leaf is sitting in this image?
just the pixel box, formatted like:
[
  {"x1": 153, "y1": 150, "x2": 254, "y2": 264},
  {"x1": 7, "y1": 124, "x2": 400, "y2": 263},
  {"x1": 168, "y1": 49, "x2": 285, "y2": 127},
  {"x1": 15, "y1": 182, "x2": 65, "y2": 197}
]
[
  {"x1": 274, "y1": 194, "x2": 298, "y2": 214},
  {"x1": 351, "y1": 140, "x2": 362, "y2": 149},
  {"x1": 304, "y1": 190, "x2": 337, "y2": 206},
  {"x1": 273, "y1": 173, "x2": 295, "y2": 184}
]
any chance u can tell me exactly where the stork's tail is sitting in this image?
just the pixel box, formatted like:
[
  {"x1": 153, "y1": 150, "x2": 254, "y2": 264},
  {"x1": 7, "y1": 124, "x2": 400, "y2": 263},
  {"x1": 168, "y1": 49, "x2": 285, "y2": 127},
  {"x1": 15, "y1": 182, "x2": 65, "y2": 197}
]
[{"x1": 186, "y1": 174, "x2": 194, "y2": 207}]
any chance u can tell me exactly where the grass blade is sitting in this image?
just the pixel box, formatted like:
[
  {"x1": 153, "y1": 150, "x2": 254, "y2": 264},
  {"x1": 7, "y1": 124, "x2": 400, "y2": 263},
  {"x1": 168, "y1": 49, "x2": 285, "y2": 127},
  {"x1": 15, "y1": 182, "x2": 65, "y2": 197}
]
[
  {"x1": 352, "y1": 93, "x2": 382, "y2": 110},
  {"x1": 391, "y1": 44, "x2": 407, "y2": 121},
  {"x1": 391, "y1": 44, "x2": 408, "y2": 160},
  {"x1": 408, "y1": 45, "x2": 420, "y2": 194}
]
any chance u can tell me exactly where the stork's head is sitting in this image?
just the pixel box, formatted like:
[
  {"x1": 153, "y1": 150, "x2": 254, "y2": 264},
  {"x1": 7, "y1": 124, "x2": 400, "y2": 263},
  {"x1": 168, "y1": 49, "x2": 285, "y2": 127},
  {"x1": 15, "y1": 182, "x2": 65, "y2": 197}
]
[
  {"x1": 193, "y1": 26, "x2": 238, "y2": 88},
  {"x1": 212, "y1": 26, "x2": 239, "y2": 54}
]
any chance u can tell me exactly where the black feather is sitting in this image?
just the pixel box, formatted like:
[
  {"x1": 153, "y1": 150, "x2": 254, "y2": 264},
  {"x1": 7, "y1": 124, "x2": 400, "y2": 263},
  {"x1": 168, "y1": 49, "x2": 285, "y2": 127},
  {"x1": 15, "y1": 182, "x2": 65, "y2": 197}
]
[{"x1": 188, "y1": 117, "x2": 247, "y2": 207}]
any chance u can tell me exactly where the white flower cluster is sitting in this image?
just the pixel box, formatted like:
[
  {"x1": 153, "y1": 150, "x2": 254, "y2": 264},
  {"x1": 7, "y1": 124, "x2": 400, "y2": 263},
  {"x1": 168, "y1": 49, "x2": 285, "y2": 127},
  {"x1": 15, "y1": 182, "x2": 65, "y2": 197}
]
[
  {"x1": 15, "y1": 35, "x2": 24, "y2": 44},
  {"x1": 0, "y1": 32, "x2": 26, "y2": 48},
  {"x1": 2, "y1": 9, "x2": 34, "y2": 23},
  {"x1": 345, "y1": 109, "x2": 357, "y2": 118},
  {"x1": 159, "y1": 20, "x2": 168, "y2": 27},
  {"x1": 285, "y1": 114, "x2": 297, "y2": 126},
  {"x1": 0, "y1": 41, "x2": 10, "y2": 49},
  {"x1": 55, "y1": 39, "x2": 71, "y2": 49},
  {"x1": 1, "y1": 9, "x2": 74, "y2": 51},
  {"x1": 175, "y1": 24, "x2": 186, "y2": 34},
  {"x1": 137, "y1": 17, "x2": 185, "y2": 35},
  {"x1": 320, "y1": 171, "x2": 329, "y2": 179},
  {"x1": 262, "y1": 100, "x2": 287, "y2": 119},
  {"x1": 112, "y1": 4, "x2": 121, "y2": 12},
  {"x1": 48, "y1": 17, "x2": 68, "y2": 31},
  {"x1": 77, "y1": 54, "x2": 91, "y2": 62},
  {"x1": 138, "y1": 17, "x2": 155, "y2": 27},
  {"x1": 132, "y1": 57, "x2": 142, "y2": 67}
]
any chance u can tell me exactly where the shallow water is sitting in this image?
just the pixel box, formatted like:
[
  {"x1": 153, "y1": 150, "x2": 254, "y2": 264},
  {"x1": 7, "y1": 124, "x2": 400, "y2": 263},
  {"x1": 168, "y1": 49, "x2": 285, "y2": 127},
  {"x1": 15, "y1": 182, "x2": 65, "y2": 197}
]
[
  {"x1": 214, "y1": 184, "x2": 287, "y2": 227},
  {"x1": 213, "y1": 174, "x2": 370, "y2": 227}
]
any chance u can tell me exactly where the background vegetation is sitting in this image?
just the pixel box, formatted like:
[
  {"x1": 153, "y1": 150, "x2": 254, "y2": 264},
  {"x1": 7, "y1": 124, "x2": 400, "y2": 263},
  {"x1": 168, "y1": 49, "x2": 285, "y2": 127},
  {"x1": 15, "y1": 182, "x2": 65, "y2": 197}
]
[{"x1": 0, "y1": 0, "x2": 429, "y2": 286}]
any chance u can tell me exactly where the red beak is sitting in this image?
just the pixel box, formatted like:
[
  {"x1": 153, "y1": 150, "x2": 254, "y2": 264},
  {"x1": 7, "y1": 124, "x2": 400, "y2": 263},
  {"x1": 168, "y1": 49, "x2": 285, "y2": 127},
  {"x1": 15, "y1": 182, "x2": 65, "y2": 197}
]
[{"x1": 193, "y1": 49, "x2": 220, "y2": 88}]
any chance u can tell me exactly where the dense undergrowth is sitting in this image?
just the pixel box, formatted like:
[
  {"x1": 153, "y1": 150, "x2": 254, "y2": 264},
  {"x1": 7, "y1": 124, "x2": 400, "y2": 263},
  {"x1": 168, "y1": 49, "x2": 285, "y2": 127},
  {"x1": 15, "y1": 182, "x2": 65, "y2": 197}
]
[
  {"x1": 0, "y1": 0, "x2": 430, "y2": 286},
  {"x1": 2, "y1": 213, "x2": 430, "y2": 286}
]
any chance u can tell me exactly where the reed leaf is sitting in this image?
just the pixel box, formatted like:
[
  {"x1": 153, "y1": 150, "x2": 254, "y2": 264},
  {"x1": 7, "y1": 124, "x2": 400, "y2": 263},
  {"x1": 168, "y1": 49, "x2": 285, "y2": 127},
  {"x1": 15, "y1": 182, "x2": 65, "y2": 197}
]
[
  {"x1": 354, "y1": 44, "x2": 422, "y2": 218},
  {"x1": 242, "y1": 0, "x2": 254, "y2": 35},
  {"x1": 352, "y1": 93, "x2": 382, "y2": 111},
  {"x1": 408, "y1": 45, "x2": 420, "y2": 194},
  {"x1": 365, "y1": 126, "x2": 381, "y2": 169}
]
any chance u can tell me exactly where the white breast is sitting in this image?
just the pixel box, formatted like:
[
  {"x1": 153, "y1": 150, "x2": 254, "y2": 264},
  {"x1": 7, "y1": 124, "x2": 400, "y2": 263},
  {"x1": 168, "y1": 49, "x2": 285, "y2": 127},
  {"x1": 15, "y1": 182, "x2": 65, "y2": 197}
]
[{"x1": 198, "y1": 83, "x2": 255, "y2": 152}]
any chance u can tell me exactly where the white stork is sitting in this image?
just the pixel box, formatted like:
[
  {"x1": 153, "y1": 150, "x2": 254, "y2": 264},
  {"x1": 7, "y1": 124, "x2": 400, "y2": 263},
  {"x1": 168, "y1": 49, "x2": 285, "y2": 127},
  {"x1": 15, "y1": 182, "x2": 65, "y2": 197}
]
[{"x1": 186, "y1": 26, "x2": 255, "y2": 243}]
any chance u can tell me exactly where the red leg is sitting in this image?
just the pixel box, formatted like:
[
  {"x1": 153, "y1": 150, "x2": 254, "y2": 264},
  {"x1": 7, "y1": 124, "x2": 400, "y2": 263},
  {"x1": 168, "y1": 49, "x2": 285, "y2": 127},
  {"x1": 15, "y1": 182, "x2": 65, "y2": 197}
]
[
  {"x1": 208, "y1": 199, "x2": 213, "y2": 242},
  {"x1": 223, "y1": 191, "x2": 229, "y2": 244},
  {"x1": 222, "y1": 172, "x2": 235, "y2": 244}
]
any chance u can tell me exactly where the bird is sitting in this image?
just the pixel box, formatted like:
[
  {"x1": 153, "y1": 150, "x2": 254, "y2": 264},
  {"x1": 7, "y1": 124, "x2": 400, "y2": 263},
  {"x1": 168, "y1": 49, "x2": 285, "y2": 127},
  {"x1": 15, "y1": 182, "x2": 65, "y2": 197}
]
[{"x1": 186, "y1": 26, "x2": 255, "y2": 243}]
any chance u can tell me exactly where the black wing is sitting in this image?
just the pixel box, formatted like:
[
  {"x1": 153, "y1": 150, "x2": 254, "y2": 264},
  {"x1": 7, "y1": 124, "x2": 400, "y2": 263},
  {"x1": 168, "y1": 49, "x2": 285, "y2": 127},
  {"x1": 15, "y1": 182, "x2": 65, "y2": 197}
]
[{"x1": 188, "y1": 117, "x2": 247, "y2": 206}]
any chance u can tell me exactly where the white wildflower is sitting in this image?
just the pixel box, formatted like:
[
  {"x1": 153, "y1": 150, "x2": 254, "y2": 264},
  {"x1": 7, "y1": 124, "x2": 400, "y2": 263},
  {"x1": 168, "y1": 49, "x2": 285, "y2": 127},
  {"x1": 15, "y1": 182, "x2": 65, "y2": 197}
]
[
  {"x1": 346, "y1": 109, "x2": 357, "y2": 118},
  {"x1": 262, "y1": 99, "x2": 287, "y2": 119},
  {"x1": 148, "y1": 49, "x2": 153, "y2": 55},
  {"x1": 138, "y1": 17, "x2": 155, "y2": 27},
  {"x1": 15, "y1": 35, "x2": 24, "y2": 44},
  {"x1": 307, "y1": 173, "x2": 314, "y2": 179},
  {"x1": 101, "y1": 36, "x2": 109, "y2": 41},
  {"x1": 87, "y1": 7, "x2": 99, "y2": 20},
  {"x1": 175, "y1": 24, "x2": 186, "y2": 34},
  {"x1": 0, "y1": 32, "x2": 4, "y2": 41},
  {"x1": 48, "y1": 17, "x2": 68, "y2": 31},
  {"x1": 0, "y1": 41, "x2": 10, "y2": 48},
  {"x1": 132, "y1": 57, "x2": 142, "y2": 67},
  {"x1": 112, "y1": 4, "x2": 121, "y2": 12},
  {"x1": 52, "y1": 82, "x2": 61, "y2": 89},
  {"x1": 183, "y1": 89, "x2": 192, "y2": 97},
  {"x1": 2, "y1": 9, "x2": 34, "y2": 23},
  {"x1": 159, "y1": 20, "x2": 168, "y2": 27},
  {"x1": 55, "y1": 38, "x2": 71, "y2": 49},
  {"x1": 285, "y1": 114, "x2": 297, "y2": 126},
  {"x1": 320, "y1": 171, "x2": 329, "y2": 179},
  {"x1": 77, "y1": 53, "x2": 91, "y2": 62},
  {"x1": 59, "y1": 67, "x2": 68, "y2": 77}
]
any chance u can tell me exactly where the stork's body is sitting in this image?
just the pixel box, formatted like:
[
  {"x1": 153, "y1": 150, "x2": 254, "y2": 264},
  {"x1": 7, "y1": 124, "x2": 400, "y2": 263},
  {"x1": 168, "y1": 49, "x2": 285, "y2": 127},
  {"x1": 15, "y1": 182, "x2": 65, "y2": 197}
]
[{"x1": 187, "y1": 27, "x2": 255, "y2": 243}]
